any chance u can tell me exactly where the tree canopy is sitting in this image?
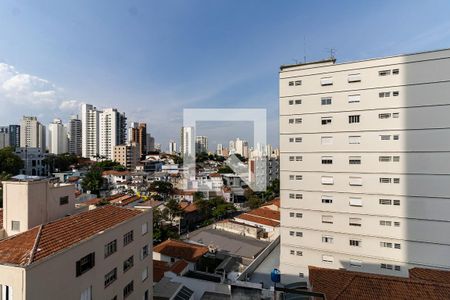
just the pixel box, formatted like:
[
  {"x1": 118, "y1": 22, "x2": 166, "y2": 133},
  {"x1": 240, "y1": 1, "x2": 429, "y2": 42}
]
[{"x1": 0, "y1": 147, "x2": 23, "y2": 176}]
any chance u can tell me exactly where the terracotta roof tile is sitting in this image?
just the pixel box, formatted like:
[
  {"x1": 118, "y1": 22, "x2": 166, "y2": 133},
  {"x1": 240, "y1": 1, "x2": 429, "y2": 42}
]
[
  {"x1": 179, "y1": 201, "x2": 198, "y2": 213},
  {"x1": 153, "y1": 259, "x2": 189, "y2": 283},
  {"x1": 309, "y1": 266, "x2": 450, "y2": 300},
  {"x1": 153, "y1": 239, "x2": 208, "y2": 263},
  {"x1": 246, "y1": 207, "x2": 280, "y2": 221},
  {"x1": 235, "y1": 213, "x2": 280, "y2": 227},
  {"x1": 409, "y1": 267, "x2": 450, "y2": 285},
  {"x1": 170, "y1": 259, "x2": 189, "y2": 274},
  {"x1": 102, "y1": 170, "x2": 130, "y2": 176},
  {"x1": 0, "y1": 205, "x2": 143, "y2": 266}
]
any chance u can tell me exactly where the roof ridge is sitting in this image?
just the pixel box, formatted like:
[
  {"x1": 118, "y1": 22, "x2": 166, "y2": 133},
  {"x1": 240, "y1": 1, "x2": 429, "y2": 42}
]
[
  {"x1": 27, "y1": 224, "x2": 43, "y2": 265},
  {"x1": 333, "y1": 274, "x2": 358, "y2": 300}
]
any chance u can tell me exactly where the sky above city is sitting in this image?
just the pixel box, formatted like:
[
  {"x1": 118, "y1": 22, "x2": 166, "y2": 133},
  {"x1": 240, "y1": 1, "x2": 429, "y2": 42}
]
[{"x1": 1, "y1": 0, "x2": 450, "y2": 150}]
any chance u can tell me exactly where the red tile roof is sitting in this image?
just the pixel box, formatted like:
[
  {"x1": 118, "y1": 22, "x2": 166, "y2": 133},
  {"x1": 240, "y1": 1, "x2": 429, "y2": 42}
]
[
  {"x1": 109, "y1": 194, "x2": 141, "y2": 206},
  {"x1": 179, "y1": 201, "x2": 198, "y2": 213},
  {"x1": 247, "y1": 207, "x2": 280, "y2": 221},
  {"x1": 153, "y1": 239, "x2": 208, "y2": 263},
  {"x1": 409, "y1": 267, "x2": 450, "y2": 285},
  {"x1": 235, "y1": 213, "x2": 280, "y2": 227},
  {"x1": 152, "y1": 259, "x2": 189, "y2": 282},
  {"x1": 102, "y1": 170, "x2": 130, "y2": 176},
  {"x1": 309, "y1": 266, "x2": 450, "y2": 300},
  {"x1": 0, "y1": 205, "x2": 143, "y2": 266},
  {"x1": 263, "y1": 197, "x2": 280, "y2": 208}
]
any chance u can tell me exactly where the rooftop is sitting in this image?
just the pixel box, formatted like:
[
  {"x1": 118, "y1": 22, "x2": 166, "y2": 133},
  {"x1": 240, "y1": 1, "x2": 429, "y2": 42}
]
[
  {"x1": 153, "y1": 259, "x2": 189, "y2": 282},
  {"x1": 0, "y1": 205, "x2": 143, "y2": 267},
  {"x1": 186, "y1": 227, "x2": 269, "y2": 259},
  {"x1": 309, "y1": 266, "x2": 450, "y2": 300},
  {"x1": 153, "y1": 239, "x2": 209, "y2": 263}
]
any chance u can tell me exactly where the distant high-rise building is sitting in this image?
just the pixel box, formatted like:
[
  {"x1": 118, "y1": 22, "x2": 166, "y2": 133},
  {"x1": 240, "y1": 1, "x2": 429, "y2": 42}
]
[
  {"x1": 216, "y1": 143, "x2": 223, "y2": 156},
  {"x1": 146, "y1": 133, "x2": 155, "y2": 152},
  {"x1": 48, "y1": 119, "x2": 68, "y2": 155},
  {"x1": 180, "y1": 127, "x2": 194, "y2": 156},
  {"x1": 235, "y1": 138, "x2": 248, "y2": 158},
  {"x1": 8, "y1": 125, "x2": 20, "y2": 148},
  {"x1": 128, "y1": 122, "x2": 147, "y2": 157},
  {"x1": 168, "y1": 140, "x2": 177, "y2": 154},
  {"x1": 99, "y1": 108, "x2": 127, "y2": 160},
  {"x1": 0, "y1": 126, "x2": 9, "y2": 149},
  {"x1": 228, "y1": 140, "x2": 236, "y2": 154},
  {"x1": 68, "y1": 115, "x2": 82, "y2": 156},
  {"x1": 20, "y1": 116, "x2": 46, "y2": 152},
  {"x1": 81, "y1": 104, "x2": 100, "y2": 159},
  {"x1": 195, "y1": 136, "x2": 208, "y2": 153}
]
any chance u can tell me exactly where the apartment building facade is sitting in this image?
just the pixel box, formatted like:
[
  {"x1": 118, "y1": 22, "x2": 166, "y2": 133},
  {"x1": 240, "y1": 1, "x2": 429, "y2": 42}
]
[
  {"x1": 20, "y1": 116, "x2": 46, "y2": 152},
  {"x1": 128, "y1": 122, "x2": 147, "y2": 157},
  {"x1": 279, "y1": 49, "x2": 450, "y2": 283},
  {"x1": 68, "y1": 115, "x2": 82, "y2": 156},
  {"x1": 81, "y1": 104, "x2": 100, "y2": 159},
  {"x1": 99, "y1": 108, "x2": 127, "y2": 160},
  {"x1": 0, "y1": 178, "x2": 153, "y2": 300},
  {"x1": 113, "y1": 142, "x2": 140, "y2": 170},
  {"x1": 48, "y1": 118, "x2": 68, "y2": 155}
]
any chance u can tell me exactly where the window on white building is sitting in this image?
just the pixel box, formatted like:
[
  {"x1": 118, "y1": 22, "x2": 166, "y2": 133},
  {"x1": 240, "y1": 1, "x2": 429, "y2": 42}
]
[
  {"x1": 348, "y1": 115, "x2": 360, "y2": 123},
  {"x1": 321, "y1": 176, "x2": 334, "y2": 185},
  {"x1": 349, "y1": 156, "x2": 361, "y2": 164},
  {"x1": 349, "y1": 177, "x2": 363, "y2": 186},
  {"x1": 321, "y1": 117, "x2": 332, "y2": 125},
  {"x1": 321, "y1": 136, "x2": 333, "y2": 145},
  {"x1": 320, "y1": 77, "x2": 333, "y2": 86},
  {"x1": 321, "y1": 196, "x2": 333, "y2": 204},
  {"x1": 321, "y1": 97, "x2": 332, "y2": 105},
  {"x1": 321, "y1": 156, "x2": 333, "y2": 164},
  {"x1": 349, "y1": 197, "x2": 363, "y2": 207},
  {"x1": 322, "y1": 255, "x2": 334, "y2": 263},
  {"x1": 348, "y1": 94, "x2": 361, "y2": 103},
  {"x1": 348, "y1": 73, "x2": 361, "y2": 83},
  {"x1": 322, "y1": 215, "x2": 334, "y2": 224},
  {"x1": 349, "y1": 239, "x2": 361, "y2": 247},
  {"x1": 348, "y1": 136, "x2": 361, "y2": 144},
  {"x1": 322, "y1": 236, "x2": 334, "y2": 243},
  {"x1": 350, "y1": 259, "x2": 363, "y2": 267},
  {"x1": 349, "y1": 218, "x2": 362, "y2": 227}
]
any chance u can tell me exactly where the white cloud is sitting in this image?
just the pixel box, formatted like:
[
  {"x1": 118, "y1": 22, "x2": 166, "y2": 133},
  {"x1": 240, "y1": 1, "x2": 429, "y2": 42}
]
[
  {"x1": 59, "y1": 99, "x2": 83, "y2": 111},
  {"x1": 0, "y1": 62, "x2": 82, "y2": 123}
]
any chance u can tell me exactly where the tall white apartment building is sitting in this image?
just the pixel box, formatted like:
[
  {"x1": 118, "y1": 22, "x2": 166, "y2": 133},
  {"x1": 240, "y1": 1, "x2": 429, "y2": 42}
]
[
  {"x1": 235, "y1": 138, "x2": 249, "y2": 158},
  {"x1": 81, "y1": 104, "x2": 101, "y2": 159},
  {"x1": 216, "y1": 143, "x2": 223, "y2": 156},
  {"x1": 68, "y1": 115, "x2": 82, "y2": 156},
  {"x1": 20, "y1": 116, "x2": 46, "y2": 152},
  {"x1": 180, "y1": 126, "x2": 194, "y2": 156},
  {"x1": 99, "y1": 108, "x2": 127, "y2": 160},
  {"x1": 279, "y1": 49, "x2": 450, "y2": 283},
  {"x1": 168, "y1": 140, "x2": 177, "y2": 154},
  {"x1": 48, "y1": 118, "x2": 68, "y2": 155}
]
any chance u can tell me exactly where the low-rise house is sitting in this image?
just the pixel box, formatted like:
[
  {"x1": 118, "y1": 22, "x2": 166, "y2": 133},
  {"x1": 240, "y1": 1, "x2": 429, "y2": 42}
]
[
  {"x1": 153, "y1": 259, "x2": 189, "y2": 283},
  {"x1": 233, "y1": 201, "x2": 280, "y2": 241},
  {"x1": 102, "y1": 170, "x2": 131, "y2": 192},
  {"x1": 153, "y1": 239, "x2": 209, "y2": 270},
  {"x1": 0, "y1": 177, "x2": 153, "y2": 300}
]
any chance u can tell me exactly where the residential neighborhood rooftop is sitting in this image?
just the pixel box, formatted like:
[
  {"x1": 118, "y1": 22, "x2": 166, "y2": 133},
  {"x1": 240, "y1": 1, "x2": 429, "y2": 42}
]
[
  {"x1": 153, "y1": 239, "x2": 209, "y2": 263},
  {"x1": 0, "y1": 205, "x2": 143, "y2": 266},
  {"x1": 309, "y1": 266, "x2": 450, "y2": 300}
]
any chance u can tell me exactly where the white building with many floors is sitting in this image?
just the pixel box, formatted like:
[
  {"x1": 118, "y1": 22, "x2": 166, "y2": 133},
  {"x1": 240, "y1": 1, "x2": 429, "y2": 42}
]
[{"x1": 279, "y1": 49, "x2": 450, "y2": 283}]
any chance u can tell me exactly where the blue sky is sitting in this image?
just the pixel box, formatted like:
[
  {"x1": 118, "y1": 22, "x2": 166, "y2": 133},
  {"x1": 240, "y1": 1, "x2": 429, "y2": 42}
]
[{"x1": 1, "y1": 0, "x2": 450, "y2": 150}]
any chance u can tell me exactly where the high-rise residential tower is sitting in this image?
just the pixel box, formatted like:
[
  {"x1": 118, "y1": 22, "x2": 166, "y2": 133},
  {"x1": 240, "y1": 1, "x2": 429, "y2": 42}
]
[
  {"x1": 99, "y1": 108, "x2": 127, "y2": 160},
  {"x1": 81, "y1": 104, "x2": 100, "y2": 159},
  {"x1": 8, "y1": 125, "x2": 20, "y2": 148},
  {"x1": 68, "y1": 115, "x2": 82, "y2": 156},
  {"x1": 279, "y1": 49, "x2": 450, "y2": 283},
  {"x1": 0, "y1": 126, "x2": 9, "y2": 149},
  {"x1": 195, "y1": 136, "x2": 208, "y2": 153},
  {"x1": 20, "y1": 116, "x2": 46, "y2": 152},
  {"x1": 168, "y1": 140, "x2": 177, "y2": 154},
  {"x1": 180, "y1": 127, "x2": 194, "y2": 156},
  {"x1": 48, "y1": 118, "x2": 68, "y2": 155},
  {"x1": 128, "y1": 122, "x2": 147, "y2": 157}
]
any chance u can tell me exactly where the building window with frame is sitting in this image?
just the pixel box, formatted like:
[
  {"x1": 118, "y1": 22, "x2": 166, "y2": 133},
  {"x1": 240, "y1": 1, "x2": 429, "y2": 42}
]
[
  {"x1": 105, "y1": 240, "x2": 117, "y2": 258},
  {"x1": 123, "y1": 256, "x2": 134, "y2": 273},
  {"x1": 321, "y1": 97, "x2": 332, "y2": 105},
  {"x1": 348, "y1": 115, "x2": 360, "y2": 123},
  {"x1": 349, "y1": 239, "x2": 361, "y2": 247},
  {"x1": 104, "y1": 268, "x2": 117, "y2": 288},
  {"x1": 59, "y1": 196, "x2": 69, "y2": 205},
  {"x1": 76, "y1": 252, "x2": 95, "y2": 277},
  {"x1": 123, "y1": 281, "x2": 134, "y2": 299},
  {"x1": 321, "y1": 117, "x2": 332, "y2": 125},
  {"x1": 123, "y1": 230, "x2": 134, "y2": 246}
]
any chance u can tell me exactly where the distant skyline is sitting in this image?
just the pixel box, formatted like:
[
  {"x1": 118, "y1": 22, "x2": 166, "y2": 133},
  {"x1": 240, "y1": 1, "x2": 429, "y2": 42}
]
[{"x1": 1, "y1": 1, "x2": 450, "y2": 147}]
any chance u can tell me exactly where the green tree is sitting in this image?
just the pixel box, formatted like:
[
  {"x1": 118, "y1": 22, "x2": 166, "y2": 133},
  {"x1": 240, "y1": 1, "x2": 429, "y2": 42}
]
[
  {"x1": 93, "y1": 160, "x2": 122, "y2": 171},
  {"x1": 165, "y1": 198, "x2": 183, "y2": 222},
  {"x1": 81, "y1": 165, "x2": 103, "y2": 195},
  {"x1": 43, "y1": 153, "x2": 78, "y2": 172},
  {"x1": 148, "y1": 181, "x2": 174, "y2": 200},
  {"x1": 0, "y1": 147, "x2": 23, "y2": 175},
  {"x1": 218, "y1": 165, "x2": 233, "y2": 174}
]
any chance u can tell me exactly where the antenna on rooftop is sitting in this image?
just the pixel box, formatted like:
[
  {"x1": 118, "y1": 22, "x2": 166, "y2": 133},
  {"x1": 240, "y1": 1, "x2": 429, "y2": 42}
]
[
  {"x1": 325, "y1": 48, "x2": 336, "y2": 60},
  {"x1": 303, "y1": 36, "x2": 307, "y2": 63}
]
